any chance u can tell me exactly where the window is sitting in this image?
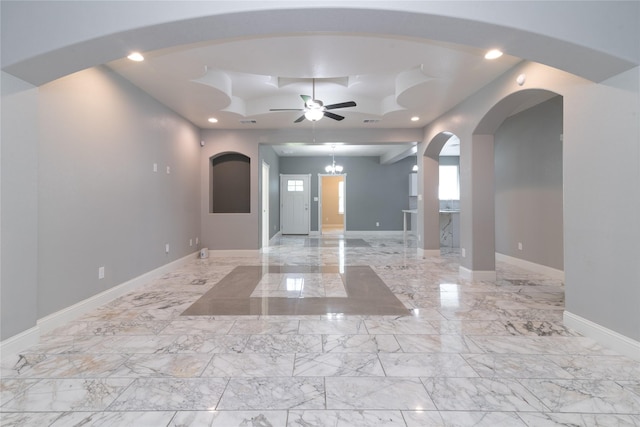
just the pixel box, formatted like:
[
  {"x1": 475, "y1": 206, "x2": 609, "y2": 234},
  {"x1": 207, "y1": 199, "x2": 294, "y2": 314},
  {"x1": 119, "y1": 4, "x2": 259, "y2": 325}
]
[
  {"x1": 439, "y1": 165, "x2": 460, "y2": 200},
  {"x1": 338, "y1": 180, "x2": 345, "y2": 214},
  {"x1": 287, "y1": 179, "x2": 304, "y2": 192}
]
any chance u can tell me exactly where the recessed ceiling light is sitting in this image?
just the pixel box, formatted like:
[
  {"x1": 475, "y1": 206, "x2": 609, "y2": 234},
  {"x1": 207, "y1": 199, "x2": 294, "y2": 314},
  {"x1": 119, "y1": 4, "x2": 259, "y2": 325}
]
[
  {"x1": 127, "y1": 52, "x2": 144, "y2": 62},
  {"x1": 208, "y1": 117, "x2": 218, "y2": 123},
  {"x1": 484, "y1": 49, "x2": 503, "y2": 60},
  {"x1": 411, "y1": 116, "x2": 420, "y2": 122}
]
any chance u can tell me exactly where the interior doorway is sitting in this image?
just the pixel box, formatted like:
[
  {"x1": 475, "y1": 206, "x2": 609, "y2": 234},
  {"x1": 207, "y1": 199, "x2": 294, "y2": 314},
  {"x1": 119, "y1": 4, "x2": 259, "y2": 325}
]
[
  {"x1": 319, "y1": 174, "x2": 346, "y2": 235},
  {"x1": 261, "y1": 161, "x2": 270, "y2": 248}
]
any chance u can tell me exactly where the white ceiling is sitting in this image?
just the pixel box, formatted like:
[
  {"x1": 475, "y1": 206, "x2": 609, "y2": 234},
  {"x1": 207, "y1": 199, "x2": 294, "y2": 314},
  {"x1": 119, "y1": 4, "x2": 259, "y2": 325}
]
[{"x1": 107, "y1": 33, "x2": 521, "y2": 158}]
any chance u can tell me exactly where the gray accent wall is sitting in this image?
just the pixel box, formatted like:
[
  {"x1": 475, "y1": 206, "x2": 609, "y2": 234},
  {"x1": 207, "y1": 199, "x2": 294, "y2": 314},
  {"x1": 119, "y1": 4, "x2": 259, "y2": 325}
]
[
  {"x1": 259, "y1": 144, "x2": 281, "y2": 242},
  {"x1": 494, "y1": 96, "x2": 564, "y2": 270},
  {"x1": 1, "y1": 72, "x2": 39, "y2": 340},
  {"x1": 280, "y1": 156, "x2": 415, "y2": 232},
  {"x1": 37, "y1": 66, "x2": 201, "y2": 319}
]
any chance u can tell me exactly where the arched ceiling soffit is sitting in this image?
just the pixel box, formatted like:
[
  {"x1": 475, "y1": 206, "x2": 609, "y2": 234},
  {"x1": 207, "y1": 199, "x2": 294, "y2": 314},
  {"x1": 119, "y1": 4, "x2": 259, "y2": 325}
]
[
  {"x1": 3, "y1": 4, "x2": 638, "y2": 87},
  {"x1": 474, "y1": 89, "x2": 561, "y2": 135}
]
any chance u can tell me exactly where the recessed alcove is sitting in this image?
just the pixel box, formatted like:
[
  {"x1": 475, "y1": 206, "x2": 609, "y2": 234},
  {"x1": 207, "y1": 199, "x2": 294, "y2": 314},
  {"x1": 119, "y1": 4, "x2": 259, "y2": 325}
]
[{"x1": 210, "y1": 152, "x2": 250, "y2": 213}]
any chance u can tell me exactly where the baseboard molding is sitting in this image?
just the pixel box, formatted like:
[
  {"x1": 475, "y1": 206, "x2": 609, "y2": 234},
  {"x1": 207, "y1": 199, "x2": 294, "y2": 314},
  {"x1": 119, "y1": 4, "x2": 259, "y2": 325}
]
[
  {"x1": 345, "y1": 230, "x2": 404, "y2": 237},
  {"x1": 496, "y1": 252, "x2": 564, "y2": 280},
  {"x1": 418, "y1": 248, "x2": 440, "y2": 257},
  {"x1": 564, "y1": 311, "x2": 640, "y2": 361},
  {"x1": 0, "y1": 326, "x2": 40, "y2": 358},
  {"x1": 208, "y1": 249, "x2": 260, "y2": 257},
  {"x1": 1, "y1": 251, "x2": 199, "y2": 357},
  {"x1": 459, "y1": 266, "x2": 497, "y2": 281}
]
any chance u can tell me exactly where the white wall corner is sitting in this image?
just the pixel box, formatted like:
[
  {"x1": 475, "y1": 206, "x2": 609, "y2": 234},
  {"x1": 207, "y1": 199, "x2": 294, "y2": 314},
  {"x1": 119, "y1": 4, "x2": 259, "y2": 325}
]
[
  {"x1": 459, "y1": 266, "x2": 497, "y2": 281},
  {"x1": 564, "y1": 311, "x2": 640, "y2": 361},
  {"x1": 496, "y1": 252, "x2": 564, "y2": 280}
]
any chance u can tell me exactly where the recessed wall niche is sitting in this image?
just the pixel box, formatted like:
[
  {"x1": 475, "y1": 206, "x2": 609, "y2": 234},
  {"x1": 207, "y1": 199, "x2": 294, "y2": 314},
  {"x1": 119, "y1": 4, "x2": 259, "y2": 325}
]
[{"x1": 210, "y1": 152, "x2": 250, "y2": 213}]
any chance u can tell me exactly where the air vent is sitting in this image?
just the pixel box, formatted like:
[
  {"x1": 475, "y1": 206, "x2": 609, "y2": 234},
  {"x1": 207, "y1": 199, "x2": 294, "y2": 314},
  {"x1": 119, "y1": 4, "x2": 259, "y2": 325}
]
[
  {"x1": 240, "y1": 120, "x2": 257, "y2": 124},
  {"x1": 363, "y1": 119, "x2": 380, "y2": 124}
]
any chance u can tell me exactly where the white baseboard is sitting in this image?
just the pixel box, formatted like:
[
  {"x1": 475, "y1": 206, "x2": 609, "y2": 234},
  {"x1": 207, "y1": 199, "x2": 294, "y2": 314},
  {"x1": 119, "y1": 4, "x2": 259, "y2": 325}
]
[
  {"x1": 345, "y1": 230, "x2": 404, "y2": 237},
  {"x1": 418, "y1": 248, "x2": 440, "y2": 257},
  {"x1": 496, "y1": 252, "x2": 564, "y2": 280},
  {"x1": 1, "y1": 251, "x2": 199, "y2": 357},
  {"x1": 208, "y1": 249, "x2": 260, "y2": 257},
  {"x1": 459, "y1": 266, "x2": 497, "y2": 281},
  {"x1": 564, "y1": 311, "x2": 640, "y2": 361},
  {"x1": 0, "y1": 326, "x2": 40, "y2": 358}
]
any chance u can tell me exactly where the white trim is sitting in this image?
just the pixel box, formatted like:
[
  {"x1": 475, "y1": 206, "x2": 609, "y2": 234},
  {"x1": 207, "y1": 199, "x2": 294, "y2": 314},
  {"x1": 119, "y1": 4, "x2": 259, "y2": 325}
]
[
  {"x1": 37, "y1": 251, "x2": 200, "y2": 335},
  {"x1": 496, "y1": 252, "x2": 564, "y2": 280},
  {"x1": 459, "y1": 266, "x2": 497, "y2": 281},
  {"x1": 564, "y1": 311, "x2": 640, "y2": 361},
  {"x1": 344, "y1": 230, "x2": 404, "y2": 237},
  {"x1": 2, "y1": 251, "x2": 199, "y2": 357},
  {"x1": 418, "y1": 248, "x2": 440, "y2": 257},
  {"x1": 208, "y1": 249, "x2": 260, "y2": 257},
  {"x1": 0, "y1": 326, "x2": 40, "y2": 358}
]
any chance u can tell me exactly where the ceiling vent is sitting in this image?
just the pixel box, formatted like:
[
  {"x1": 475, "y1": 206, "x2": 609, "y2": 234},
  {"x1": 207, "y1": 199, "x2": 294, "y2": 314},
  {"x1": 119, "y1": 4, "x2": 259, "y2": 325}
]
[
  {"x1": 240, "y1": 120, "x2": 257, "y2": 124},
  {"x1": 363, "y1": 119, "x2": 380, "y2": 124}
]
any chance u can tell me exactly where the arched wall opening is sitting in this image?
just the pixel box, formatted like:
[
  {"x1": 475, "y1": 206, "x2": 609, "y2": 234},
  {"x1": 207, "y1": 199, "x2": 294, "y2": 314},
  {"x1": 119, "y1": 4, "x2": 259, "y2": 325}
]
[
  {"x1": 419, "y1": 132, "x2": 461, "y2": 254},
  {"x1": 459, "y1": 88, "x2": 564, "y2": 280},
  {"x1": 420, "y1": 89, "x2": 564, "y2": 281}
]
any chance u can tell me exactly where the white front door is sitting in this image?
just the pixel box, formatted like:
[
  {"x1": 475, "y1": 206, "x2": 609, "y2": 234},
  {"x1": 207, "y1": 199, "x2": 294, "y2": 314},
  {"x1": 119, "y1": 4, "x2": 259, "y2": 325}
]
[{"x1": 281, "y1": 174, "x2": 310, "y2": 235}]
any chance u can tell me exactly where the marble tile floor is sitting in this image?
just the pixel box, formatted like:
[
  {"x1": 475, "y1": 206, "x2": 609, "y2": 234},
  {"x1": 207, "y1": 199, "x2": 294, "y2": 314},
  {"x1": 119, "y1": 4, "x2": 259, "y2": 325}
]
[{"x1": 1, "y1": 234, "x2": 639, "y2": 426}]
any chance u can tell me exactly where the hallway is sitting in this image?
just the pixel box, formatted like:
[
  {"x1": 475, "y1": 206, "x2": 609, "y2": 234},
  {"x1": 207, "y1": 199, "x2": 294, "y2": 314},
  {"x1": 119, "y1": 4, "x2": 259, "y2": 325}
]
[{"x1": 1, "y1": 234, "x2": 639, "y2": 426}]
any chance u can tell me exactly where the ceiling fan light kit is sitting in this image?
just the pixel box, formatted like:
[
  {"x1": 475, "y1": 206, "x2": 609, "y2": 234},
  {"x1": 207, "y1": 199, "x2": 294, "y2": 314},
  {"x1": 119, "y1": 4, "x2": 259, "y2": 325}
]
[{"x1": 270, "y1": 78, "x2": 356, "y2": 123}]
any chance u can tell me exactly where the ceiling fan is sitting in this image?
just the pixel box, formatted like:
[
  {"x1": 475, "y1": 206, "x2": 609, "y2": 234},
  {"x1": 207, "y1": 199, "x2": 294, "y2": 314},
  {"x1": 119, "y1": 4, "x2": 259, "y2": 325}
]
[{"x1": 269, "y1": 78, "x2": 356, "y2": 123}]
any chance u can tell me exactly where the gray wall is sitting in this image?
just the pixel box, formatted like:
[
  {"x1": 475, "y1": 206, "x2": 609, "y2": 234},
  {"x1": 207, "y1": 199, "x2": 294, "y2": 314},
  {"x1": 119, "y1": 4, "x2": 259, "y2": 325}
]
[
  {"x1": 37, "y1": 66, "x2": 201, "y2": 318},
  {"x1": 1, "y1": 72, "x2": 39, "y2": 340},
  {"x1": 280, "y1": 156, "x2": 415, "y2": 232},
  {"x1": 200, "y1": 130, "x2": 260, "y2": 250},
  {"x1": 259, "y1": 144, "x2": 281, "y2": 242},
  {"x1": 494, "y1": 96, "x2": 564, "y2": 270}
]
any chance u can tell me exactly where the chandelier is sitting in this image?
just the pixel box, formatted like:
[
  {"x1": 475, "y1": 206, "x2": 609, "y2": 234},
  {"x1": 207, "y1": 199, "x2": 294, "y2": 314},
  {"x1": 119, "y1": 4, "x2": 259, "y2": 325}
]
[{"x1": 325, "y1": 145, "x2": 343, "y2": 174}]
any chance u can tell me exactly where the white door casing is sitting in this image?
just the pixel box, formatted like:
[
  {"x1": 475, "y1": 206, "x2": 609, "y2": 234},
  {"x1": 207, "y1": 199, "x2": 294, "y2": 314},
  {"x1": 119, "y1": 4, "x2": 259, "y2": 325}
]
[{"x1": 262, "y1": 161, "x2": 270, "y2": 248}]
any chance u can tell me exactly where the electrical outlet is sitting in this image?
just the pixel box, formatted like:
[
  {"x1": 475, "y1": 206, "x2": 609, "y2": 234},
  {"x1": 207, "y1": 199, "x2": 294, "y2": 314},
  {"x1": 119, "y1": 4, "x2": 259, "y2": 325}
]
[
  {"x1": 98, "y1": 266, "x2": 105, "y2": 280},
  {"x1": 461, "y1": 248, "x2": 466, "y2": 258},
  {"x1": 518, "y1": 242, "x2": 523, "y2": 251},
  {"x1": 153, "y1": 163, "x2": 158, "y2": 172},
  {"x1": 376, "y1": 222, "x2": 380, "y2": 227},
  {"x1": 165, "y1": 243, "x2": 170, "y2": 253},
  {"x1": 166, "y1": 166, "x2": 171, "y2": 174},
  {"x1": 195, "y1": 237, "x2": 199, "y2": 245},
  {"x1": 189, "y1": 239, "x2": 193, "y2": 247}
]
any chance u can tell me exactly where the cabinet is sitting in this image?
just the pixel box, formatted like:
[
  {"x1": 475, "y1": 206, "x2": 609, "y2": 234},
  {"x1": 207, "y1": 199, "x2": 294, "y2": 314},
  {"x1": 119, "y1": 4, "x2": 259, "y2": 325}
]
[{"x1": 409, "y1": 173, "x2": 418, "y2": 196}]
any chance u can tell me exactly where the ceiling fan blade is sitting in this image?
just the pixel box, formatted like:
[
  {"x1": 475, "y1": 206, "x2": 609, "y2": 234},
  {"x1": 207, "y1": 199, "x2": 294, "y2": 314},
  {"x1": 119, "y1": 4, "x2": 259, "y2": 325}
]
[
  {"x1": 324, "y1": 111, "x2": 345, "y2": 121},
  {"x1": 269, "y1": 108, "x2": 304, "y2": 111},
  {"x1": 294, "y1": 114, "x2": 306, "y2": 123},
  {"x1": 324, "y1": 101, "x2": 356, "y2": 110}
]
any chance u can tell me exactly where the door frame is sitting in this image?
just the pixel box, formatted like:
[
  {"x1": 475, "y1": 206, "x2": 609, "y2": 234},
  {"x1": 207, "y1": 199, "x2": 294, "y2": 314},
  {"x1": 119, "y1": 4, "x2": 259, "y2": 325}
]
[
  {"x1": 280, "y1": 174, "x2": 311, "y2": 235},
  {"x1": 318, "y1": 173, "x2": 347, "y2": 235},
  {"x1": 261, "y1": 161, "x2": 270, "y2": 248}
]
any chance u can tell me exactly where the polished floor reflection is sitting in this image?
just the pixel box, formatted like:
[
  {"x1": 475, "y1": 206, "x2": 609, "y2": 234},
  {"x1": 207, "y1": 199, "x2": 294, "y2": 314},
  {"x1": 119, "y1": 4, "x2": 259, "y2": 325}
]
[
  {"x1": 1, "y1": 234, "x2": 639, "y2": 426},
  {"x1": 182, "y1": 265, "x2": 409, "y2": 316}
]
